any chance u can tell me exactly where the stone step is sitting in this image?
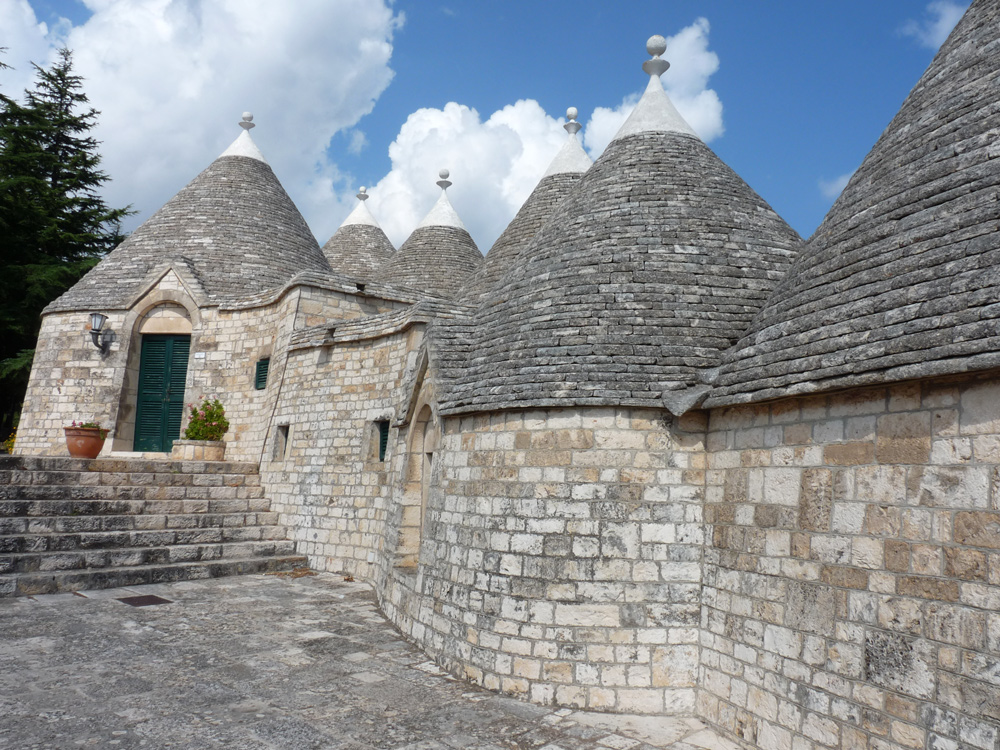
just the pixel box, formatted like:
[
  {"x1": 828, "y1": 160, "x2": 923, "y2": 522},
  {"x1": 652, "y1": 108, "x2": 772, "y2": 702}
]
[
  {"x1": 0, "y1": 483, "x2": 265, "y2": 502},
  {"x1": 0, "y1": 554, "x2": 308, "y2": 597},
  {"x1": 0, "y1": 497, "x2": 273, "y2": 518},
  {"x1": 1, "y1": 539, "x2": 297, "y2": 574},
  {"x1": 0, "y1": 468, "x2": 262, "y2": 487},
  {"x1": 0, "y1": 524, "x2": 288, "y2": 554},
  {"x1": 0, "y1": 511, "x2": 280, "y2": 535},
  {"x1": 0, "y1": 455, "x2": 260, "y2": 476}
]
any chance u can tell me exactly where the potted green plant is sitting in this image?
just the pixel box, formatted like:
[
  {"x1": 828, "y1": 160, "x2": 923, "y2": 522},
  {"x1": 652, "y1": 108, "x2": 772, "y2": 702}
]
[
  {"x1": 64, "y1": 421, "x2": 109, "y2": 459},
  {"x1": 171, "y1": 397, "x2": 230, "y2": 461}
]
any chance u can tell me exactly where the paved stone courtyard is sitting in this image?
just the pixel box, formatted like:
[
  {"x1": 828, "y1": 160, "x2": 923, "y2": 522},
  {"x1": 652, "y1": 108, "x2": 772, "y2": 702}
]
[{"x1": 0, "y1": 573, "x2": 740, "y2": 750}]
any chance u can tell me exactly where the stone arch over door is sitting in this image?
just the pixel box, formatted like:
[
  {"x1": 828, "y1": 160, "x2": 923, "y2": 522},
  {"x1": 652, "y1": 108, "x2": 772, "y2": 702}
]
[
  {"x1": 396, "y1": 403, "x2": 438, "y2": 567},
  {"x1": 113, "y1": 298, "x2": 198, "y2": 452}
]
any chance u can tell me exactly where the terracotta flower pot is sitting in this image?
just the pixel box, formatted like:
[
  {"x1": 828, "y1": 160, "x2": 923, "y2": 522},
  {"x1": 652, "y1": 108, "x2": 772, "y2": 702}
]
[{"x1": 64, "y1": 427, "x2": 107, "y2": 459}]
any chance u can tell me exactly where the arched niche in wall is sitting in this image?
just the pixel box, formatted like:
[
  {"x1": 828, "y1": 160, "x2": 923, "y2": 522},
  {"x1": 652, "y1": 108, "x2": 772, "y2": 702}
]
[
  {"x1": 396, "y1": 402, "x2": 438, "y2": 568},
  {"x1": 113, "y1": 294, "x2": 199, "y2": 452}
]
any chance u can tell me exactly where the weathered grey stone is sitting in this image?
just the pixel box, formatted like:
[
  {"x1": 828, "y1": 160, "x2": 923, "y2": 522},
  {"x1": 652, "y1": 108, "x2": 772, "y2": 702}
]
[{"x1": 708, "y1": 0, "x2": 1000, "y2": 406}]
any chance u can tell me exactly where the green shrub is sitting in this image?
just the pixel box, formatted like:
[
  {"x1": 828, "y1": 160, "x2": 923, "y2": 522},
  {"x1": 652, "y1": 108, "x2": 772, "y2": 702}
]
[{"x1": 183, "y1": 398, "x2": 229, "y2": 442}]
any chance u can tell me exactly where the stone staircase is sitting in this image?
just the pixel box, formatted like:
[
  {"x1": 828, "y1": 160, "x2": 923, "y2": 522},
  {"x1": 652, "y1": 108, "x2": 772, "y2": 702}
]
[{"x1": 0, "y1": 455, "x2": 305, "y2": 597}]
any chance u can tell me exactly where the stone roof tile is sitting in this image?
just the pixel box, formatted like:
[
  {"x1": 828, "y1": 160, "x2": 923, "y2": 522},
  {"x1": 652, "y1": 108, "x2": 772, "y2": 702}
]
[
  {"x1": 707, "y1": 0, "x2": 1000, "y2": 406},
  {"x1": 47, "y1": 123, "x2": 327, "y2": 312}
]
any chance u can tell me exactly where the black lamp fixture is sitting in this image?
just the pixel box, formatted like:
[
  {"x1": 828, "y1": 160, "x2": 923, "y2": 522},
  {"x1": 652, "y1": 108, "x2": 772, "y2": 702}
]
[{"x1": 89, "y1": 312, "x2": 110, "y2": 354}]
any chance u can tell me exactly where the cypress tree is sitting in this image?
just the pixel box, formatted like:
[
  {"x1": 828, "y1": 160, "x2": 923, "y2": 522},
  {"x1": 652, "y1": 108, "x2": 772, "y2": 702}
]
[{"x1": 0, "y1": 48, "x2": 131, "y2": 440}]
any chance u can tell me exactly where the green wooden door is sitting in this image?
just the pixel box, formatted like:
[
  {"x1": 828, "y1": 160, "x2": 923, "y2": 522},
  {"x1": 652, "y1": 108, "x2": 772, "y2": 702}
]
[{"x1": 134, "y1": 334, "x2": 191, "y2": 452}]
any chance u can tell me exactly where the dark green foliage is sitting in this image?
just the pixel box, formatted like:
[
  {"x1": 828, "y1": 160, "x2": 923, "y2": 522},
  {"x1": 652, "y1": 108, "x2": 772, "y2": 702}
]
[
  {"x1": 0, "y1": 48, "x2": 131, "y2": 436},
  {"x1": 183, "y1": 398, "x2": 230, "y2": 442}
]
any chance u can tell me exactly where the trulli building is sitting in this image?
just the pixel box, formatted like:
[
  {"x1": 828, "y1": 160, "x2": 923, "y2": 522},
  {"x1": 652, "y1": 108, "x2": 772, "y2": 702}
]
[{"x1": 7, "y1": 3, "x2": 1000, "y2": 748}]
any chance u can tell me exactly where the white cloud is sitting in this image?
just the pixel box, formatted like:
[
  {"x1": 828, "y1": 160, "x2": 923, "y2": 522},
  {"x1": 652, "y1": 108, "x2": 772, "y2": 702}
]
[
  {"x1": 583, "y1": 18, "x2": 723, "y2": 158},
  {"x1": 0, "y1": 1, "x2": 59, "y2": 96},
  {"x1": 366, "y1": 100, "x2": 566, "y2": 250},
  {"x1": 900, "y1": 1, "x2": 969, "y2": 49},
  {"x1": 2, "y1": 6, "x2": 726, "y2": 259},
  {"x1": 365, "y1": 17, "x2": 725, "y2": 253},
  {"x1": 819, "y1": 172, "x2": 854, "y2": 200},
  {"x1": 2, "y1": 0, "x2": 401, "y2": 243}
]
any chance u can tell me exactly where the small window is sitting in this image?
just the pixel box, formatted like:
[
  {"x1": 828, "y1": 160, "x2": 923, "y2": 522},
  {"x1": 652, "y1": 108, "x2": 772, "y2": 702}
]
[
  {"x1": 254, "y1": 358, "x2": 270, "y2": 390},
  {"x1": 274, "y1": 424, "x2": 289, "y2": 460},
  {"x1": 376, "y1": 421, "x2": 390, "y2": 462}
]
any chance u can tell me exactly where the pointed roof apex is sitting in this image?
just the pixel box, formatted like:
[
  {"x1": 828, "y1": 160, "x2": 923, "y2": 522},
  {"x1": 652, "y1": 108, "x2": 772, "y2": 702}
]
[
  {"x1": 339, "y1": 187, "x2": 381, "y2": 228},
  {"x1": 417, "y1": 169, "x2": 468, "y2": 230},
  {"x1": 613, "y1": 36, "x2": 698, "y2": 142},
  {"x1": 219, "y1": 112, "x2": 268, "y2": 163},
  {"x1": 542, "y1": 106, "x2": 593, "y2": 179}
]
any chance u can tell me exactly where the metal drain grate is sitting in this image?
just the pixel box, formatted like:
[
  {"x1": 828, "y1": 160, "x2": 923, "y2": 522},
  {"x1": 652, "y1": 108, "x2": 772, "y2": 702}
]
[{"x1": 117, "y1": 594, "x2": 173, "y2": 607}]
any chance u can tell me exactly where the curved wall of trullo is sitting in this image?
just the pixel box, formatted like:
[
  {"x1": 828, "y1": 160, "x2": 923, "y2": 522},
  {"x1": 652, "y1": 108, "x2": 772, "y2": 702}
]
[{"x1": 376, "y1": 405, "x2": 708, "y2": 715}]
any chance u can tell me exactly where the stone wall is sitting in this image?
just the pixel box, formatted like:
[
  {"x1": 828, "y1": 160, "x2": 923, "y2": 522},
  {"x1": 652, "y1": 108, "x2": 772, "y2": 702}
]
[
  {"x1": 16, "y1": 278, "x2": 403, "y2": 462},
  {"x1": 17, "y1": 310, "x2": 126, "y2": 456},
  {"x1": 379, "y1": 406, "x2": 707, "y2": 715},
  {"x1": 259, "y1": 328, "x2": 417, "y2": 581},
  {"x1": 700, "y1": 376, "x2": 1000, "y2": 750}
]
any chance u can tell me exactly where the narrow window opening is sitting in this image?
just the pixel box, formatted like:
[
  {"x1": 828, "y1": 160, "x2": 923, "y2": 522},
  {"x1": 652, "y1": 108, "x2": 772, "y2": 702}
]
[
  {"x1": 254, "y1": 358, "x2": 270, "y2": 390},
  {"x1": 376, "y1": 420, "x2": 390, "y2": 462},
  {"x1": 274, "y1": 424, "x2": 289, "y2": 460},
  {"x1": 355, "y1": 283, "x2": 366, "y2": 293}
]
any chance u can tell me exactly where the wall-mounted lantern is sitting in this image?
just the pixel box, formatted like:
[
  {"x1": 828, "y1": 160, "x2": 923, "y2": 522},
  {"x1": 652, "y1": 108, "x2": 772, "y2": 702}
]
[{"x1": 89, "y1": 312, "x2": 111, "y2": 354}]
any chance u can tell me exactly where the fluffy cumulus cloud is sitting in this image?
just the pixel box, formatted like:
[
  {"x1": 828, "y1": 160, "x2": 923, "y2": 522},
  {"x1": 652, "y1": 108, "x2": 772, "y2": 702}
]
[
  {"x1": 2, "y1": 0, "x2": 401, "y2": 239},
  {"x1": 368, "y1": 17, "x2": 724, "y2": 252},
  {"x1": 366, "y1": 100, "x2": 567, "y2": 250},
  {"x1": 900, "y1": 1, "x2": 970, "y2": 49},
  {"x1": 583, "y1": 18, "x2": 723, "y2": 158},
  {"x1": 2, "y1": 5, "x2": 726, "y2": 255}
]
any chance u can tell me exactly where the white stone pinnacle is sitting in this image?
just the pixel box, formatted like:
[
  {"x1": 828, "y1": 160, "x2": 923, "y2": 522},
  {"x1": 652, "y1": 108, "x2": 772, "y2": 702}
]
[
  {"x1": 542, "y1": 106, "x2": 592, "y2": 178},
  {"x1": 613, "y1": 36, "x2": 698, "y2": 142},
  {"x1": 219, "y1": 112, "x2": 268, "y2": 163},
  {"x1": 340, "y1": 187, "x2": 380, "y2": 228},
  {"x1": 419, "y1": 170, "x2": 467, "y2": 230}
]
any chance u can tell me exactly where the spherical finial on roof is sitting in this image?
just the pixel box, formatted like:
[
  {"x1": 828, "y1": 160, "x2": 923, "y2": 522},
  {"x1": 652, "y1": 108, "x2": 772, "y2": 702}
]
[
  {"x1": 642, "y1": 35, "x2": 670, "y2": 77},
  {"x1": 564, "y1": 106, "x2": 583, "y2": 136},
  {"x1": 439, "y1": 169, "x2": 450, "y2": 180},
  {"x1": 437, "y1": 168, "x2": 453, "y2": 190},
  {"x1": 239, "y1": 112, "x2": 255, "y2": 131},
  {"x1": 356, "y1": 186, "x2": 369, "y2": 202}
]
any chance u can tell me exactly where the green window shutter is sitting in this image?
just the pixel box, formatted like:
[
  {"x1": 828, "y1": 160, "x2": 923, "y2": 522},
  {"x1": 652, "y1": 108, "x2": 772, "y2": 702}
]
[
  {"x1": 377, "y1": 421, "x2": 390, "y2": 462},
  {"x1": 255, "y1": 359, "x2": 270, "y2": 390}
]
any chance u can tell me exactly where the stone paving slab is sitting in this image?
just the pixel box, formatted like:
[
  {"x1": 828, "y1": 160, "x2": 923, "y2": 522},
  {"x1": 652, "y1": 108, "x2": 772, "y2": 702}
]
[{"x1": 0, "y1": 573, "x2": 741, "y2": 750}]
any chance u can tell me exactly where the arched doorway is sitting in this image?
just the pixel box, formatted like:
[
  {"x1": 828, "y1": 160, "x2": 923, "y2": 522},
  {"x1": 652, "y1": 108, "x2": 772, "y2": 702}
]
[
  {"x1": 397, "y1": 404, "x2": 437, "y2": 567},
  {"x1": 130, "y1": 304, "x2": 192, "y2": 452}
]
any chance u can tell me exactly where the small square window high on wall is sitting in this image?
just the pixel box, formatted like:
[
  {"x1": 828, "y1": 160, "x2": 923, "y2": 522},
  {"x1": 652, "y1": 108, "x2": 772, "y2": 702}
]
[{"x1": 254, "y1": 358, "x2": 270, "y2": 390}]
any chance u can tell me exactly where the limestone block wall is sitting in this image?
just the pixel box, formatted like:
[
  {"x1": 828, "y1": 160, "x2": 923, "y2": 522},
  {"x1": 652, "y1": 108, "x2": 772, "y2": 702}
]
[
  {"x1": 379, "y1": 406, "x2": 707, "y2": 715},
  {"x1": 16, "y1": 311, "x2": 127, "y2": 455},
  {"x1": 700, "y1": 377, "x2": 1000, "y2": 750},
  {"x1": 16, "y1": 279, "x2": 402, "y2": 461},
  {"x1": 259, "y1": 331, "x2": 414, "y2": 580}
]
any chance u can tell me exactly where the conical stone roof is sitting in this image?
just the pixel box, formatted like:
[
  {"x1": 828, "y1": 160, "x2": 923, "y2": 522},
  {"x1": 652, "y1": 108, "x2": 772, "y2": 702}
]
[
  {"x1": 321, "y1": 188, "x2": 395, "y2": 280},
  {"x1": 707, "y1": 0, "x2": 1000, "y2": 406},
  {"x1": 436, "y1": 38, "x2": 801, "y2": 416},
  {"x1": 47, "y1": 114, "x2": 328, "y2": 312},
  {"x1": 379, "y1": 171, "x2": 482, "y2": 299},
  {"x1": 460, "y1": 109, "x2": 592, "y2": 305}
]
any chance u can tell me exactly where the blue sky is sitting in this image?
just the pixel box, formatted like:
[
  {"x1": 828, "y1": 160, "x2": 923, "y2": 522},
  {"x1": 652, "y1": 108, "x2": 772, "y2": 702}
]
[{"x1": 6, "y1": 1, "x2": 968, "y2": 249}]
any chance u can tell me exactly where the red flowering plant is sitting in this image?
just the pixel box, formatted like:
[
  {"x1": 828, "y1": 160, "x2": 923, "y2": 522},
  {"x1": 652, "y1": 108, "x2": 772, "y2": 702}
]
[{"x1": 183, "y1": 398, "x2": 229, "y2": 441}]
